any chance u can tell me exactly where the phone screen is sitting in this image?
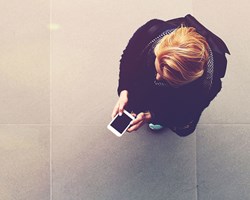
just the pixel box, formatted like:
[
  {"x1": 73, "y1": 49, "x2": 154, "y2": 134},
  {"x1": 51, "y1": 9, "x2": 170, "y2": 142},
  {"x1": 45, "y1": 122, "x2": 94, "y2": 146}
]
[{"x1": 110, "y1": 113, "x2": 133, "y2": 134}]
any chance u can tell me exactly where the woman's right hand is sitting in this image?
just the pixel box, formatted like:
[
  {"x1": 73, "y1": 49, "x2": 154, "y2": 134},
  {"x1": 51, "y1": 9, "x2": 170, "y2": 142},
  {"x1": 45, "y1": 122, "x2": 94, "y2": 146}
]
[{"x1": 111, "y1": 90, "x2": 129, "y2": 119}]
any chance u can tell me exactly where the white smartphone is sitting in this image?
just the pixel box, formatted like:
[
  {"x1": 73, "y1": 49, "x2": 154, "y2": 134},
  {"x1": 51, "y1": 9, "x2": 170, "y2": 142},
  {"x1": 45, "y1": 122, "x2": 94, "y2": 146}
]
[{"x1": 107, "y1": 110, "x2": 135, "y2": 137}]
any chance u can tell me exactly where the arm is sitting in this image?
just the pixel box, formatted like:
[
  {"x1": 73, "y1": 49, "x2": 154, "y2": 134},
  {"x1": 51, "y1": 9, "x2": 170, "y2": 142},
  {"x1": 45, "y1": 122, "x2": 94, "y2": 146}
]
[
  {"x1": 169, "y1": 55, "x2": 226, "y2": 137},
  {"x1": 147, "y1": 105, "x2": 203, "y2": 137},
  {"x1": 146, "y1": 91, "x2": 211, "y2": 136},
  {"x1": 117, "y1": 19, "x2": 165, "y2": 96}
]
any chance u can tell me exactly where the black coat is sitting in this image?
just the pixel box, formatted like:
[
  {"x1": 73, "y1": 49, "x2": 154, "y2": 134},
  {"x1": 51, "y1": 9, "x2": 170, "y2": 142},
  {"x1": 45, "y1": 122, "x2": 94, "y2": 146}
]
[{"x1": 117, "y1": 14, "x2": 230, "y2": 136}]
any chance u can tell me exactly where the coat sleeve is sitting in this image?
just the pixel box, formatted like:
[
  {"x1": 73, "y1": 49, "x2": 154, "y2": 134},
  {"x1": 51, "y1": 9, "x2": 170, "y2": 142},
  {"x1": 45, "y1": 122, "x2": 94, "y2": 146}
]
[
  {"x1": 147, "y1": 79, "x2": 223, "y2": 136},
  {"x1": 147, "y1": 95, "x2": 208, "y2": 137},
  {"x1": 169, "y1": 85, "x2": 222, "y2": 137},
  {"x1": 117, "y1": 19, "x2": 165, "y2": 96}
]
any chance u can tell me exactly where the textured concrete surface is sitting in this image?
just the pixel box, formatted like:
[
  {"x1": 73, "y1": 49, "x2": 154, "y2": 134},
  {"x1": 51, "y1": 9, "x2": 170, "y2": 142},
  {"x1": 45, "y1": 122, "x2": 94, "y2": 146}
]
[
  {"x1": 52, "y1": 126, "x2": 196, "y2": 200},
  {"x1": 1, "y1": 0, "x2": 250, "y2": 200},
  {"x1": 196, "y1": 125, "x2": 250, "y2": 200},
  {"x1": 0, "y1": 125, "x2": 50, "y2": 200},
  {"x1": 0, "y1": 0, "x2": 50, "y2": 124}
]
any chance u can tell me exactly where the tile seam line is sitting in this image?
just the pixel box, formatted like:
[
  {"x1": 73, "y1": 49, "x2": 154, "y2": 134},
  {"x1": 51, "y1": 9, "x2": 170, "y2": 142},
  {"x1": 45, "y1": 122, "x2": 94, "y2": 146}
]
[
  {"x1": 50, "y1": 0, "x2": 52, "y2": 199},
  {"x1": 195, "y1": 130, "x2": 199, "y2": 200},
  {"x1": 193, "y1": 4, "x2": 199, "y2": 199},
  {"x1": 198, "y1": 123, "x2": 250, "y2": 125},
  {"x1": 0, "y1": 124, "x2": 51, "y2": 126},
  {"x1": 1, "y1": 123, "x2": 250, "y2": 125}
]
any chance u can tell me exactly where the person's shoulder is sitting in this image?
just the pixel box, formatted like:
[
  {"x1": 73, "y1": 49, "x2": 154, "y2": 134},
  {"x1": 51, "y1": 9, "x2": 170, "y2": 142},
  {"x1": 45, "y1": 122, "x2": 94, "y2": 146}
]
[
  {"x1": 137, "y1": 19, "x2": 164, "y2": 30},
  {"x1": 143, "y1": 19, "x2": 165, "y2": 25},
  {"x1": 212, "y1": 50, "x2": 228, "y2": 78},
  {"x1": 130, "y1": 19, "x2": 165, "y2": 39},
  {"x1": 137, "y1": 19, "x2": 166, "y2": 35}
]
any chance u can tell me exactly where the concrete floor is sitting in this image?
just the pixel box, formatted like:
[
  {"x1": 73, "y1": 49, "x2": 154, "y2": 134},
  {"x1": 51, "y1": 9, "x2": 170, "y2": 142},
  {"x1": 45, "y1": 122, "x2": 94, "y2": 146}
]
[{"x1": 0, "y1": 0, "x2": 250, "y2": 200}]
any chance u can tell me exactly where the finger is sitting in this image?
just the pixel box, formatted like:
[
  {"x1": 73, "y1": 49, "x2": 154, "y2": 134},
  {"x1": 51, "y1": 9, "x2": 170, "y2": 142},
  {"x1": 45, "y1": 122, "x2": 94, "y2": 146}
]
[
  {"x1": 131, "y1": 113, "x2": 137, "y2": 118},
  {"x1": 128, "y1": 116, "x2": 143, "y2": 132},
  {"x1": 127, "y1": 121, "x2": 143, "y2": 132},
  {"x1": 130, "y1": 111, "x2": 136, "y2": 117},
  {"x1": 127, "y1": 120, "x2": 139, "y2": 132},
  {"x1": 127, "y1": 124, "x2": 137, "y2": 132},
  {"x1": 130, "y1": 113, "x2": 145, "y2": 126}
]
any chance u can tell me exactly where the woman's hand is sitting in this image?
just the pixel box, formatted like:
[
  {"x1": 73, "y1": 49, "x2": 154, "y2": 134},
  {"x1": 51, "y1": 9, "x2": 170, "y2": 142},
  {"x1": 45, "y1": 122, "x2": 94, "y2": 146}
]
[
  {"x1": 127, "y1": 111, "x2": 152, "y2": 133},
  {"x1": 111, "y1": 90, "x2": 129, "y2": 119}
]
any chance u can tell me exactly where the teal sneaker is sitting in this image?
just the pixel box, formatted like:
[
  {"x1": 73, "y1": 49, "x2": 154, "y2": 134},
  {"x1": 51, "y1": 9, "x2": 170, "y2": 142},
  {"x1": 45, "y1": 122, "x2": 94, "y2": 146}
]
[{"x1": 148, "y1": 123, "x2": 164, "y2": 131}]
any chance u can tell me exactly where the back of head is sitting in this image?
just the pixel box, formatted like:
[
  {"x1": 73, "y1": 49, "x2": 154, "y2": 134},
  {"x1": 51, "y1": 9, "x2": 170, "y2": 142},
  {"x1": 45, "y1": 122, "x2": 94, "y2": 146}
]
[{"x1": 154, "y1": 24, "x2": 209, "y2": 87}]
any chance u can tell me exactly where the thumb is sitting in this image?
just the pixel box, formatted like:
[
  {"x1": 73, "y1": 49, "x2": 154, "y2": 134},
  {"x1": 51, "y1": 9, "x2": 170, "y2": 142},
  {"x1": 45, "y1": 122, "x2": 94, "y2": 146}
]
[
  {"x1": 118, "y1": 104, "x2": 124, "y2": 116},
  {"x1": 131, "y1": 112, "x2": 136, "y2": 118}
]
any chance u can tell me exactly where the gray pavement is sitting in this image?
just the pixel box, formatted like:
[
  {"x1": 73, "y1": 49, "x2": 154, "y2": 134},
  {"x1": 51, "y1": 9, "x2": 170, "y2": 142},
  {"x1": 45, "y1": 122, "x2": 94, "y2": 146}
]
[{"x1": 0, "y1": 0, "x2": 250, "y2": 200}]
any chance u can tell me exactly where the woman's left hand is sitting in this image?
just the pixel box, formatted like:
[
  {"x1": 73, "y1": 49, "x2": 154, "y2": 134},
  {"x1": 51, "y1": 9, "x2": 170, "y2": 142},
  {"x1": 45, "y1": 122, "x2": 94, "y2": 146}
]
[{"x1": 127, "y1": 112, "x2": 152, "y2": 133}]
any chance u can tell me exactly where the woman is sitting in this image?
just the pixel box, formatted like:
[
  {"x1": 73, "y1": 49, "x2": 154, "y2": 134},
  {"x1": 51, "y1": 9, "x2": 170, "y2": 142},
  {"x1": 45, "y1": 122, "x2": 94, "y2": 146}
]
[{"x1": 111, "y1": 14, "x2": 230, "y2": 137}]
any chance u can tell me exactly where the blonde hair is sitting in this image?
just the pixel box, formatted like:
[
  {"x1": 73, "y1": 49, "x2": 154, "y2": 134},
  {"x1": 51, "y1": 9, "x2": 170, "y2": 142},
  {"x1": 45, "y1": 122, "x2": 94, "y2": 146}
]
[{"x1": 154, "y1": 24, "x2": 209, "y2": 87}]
